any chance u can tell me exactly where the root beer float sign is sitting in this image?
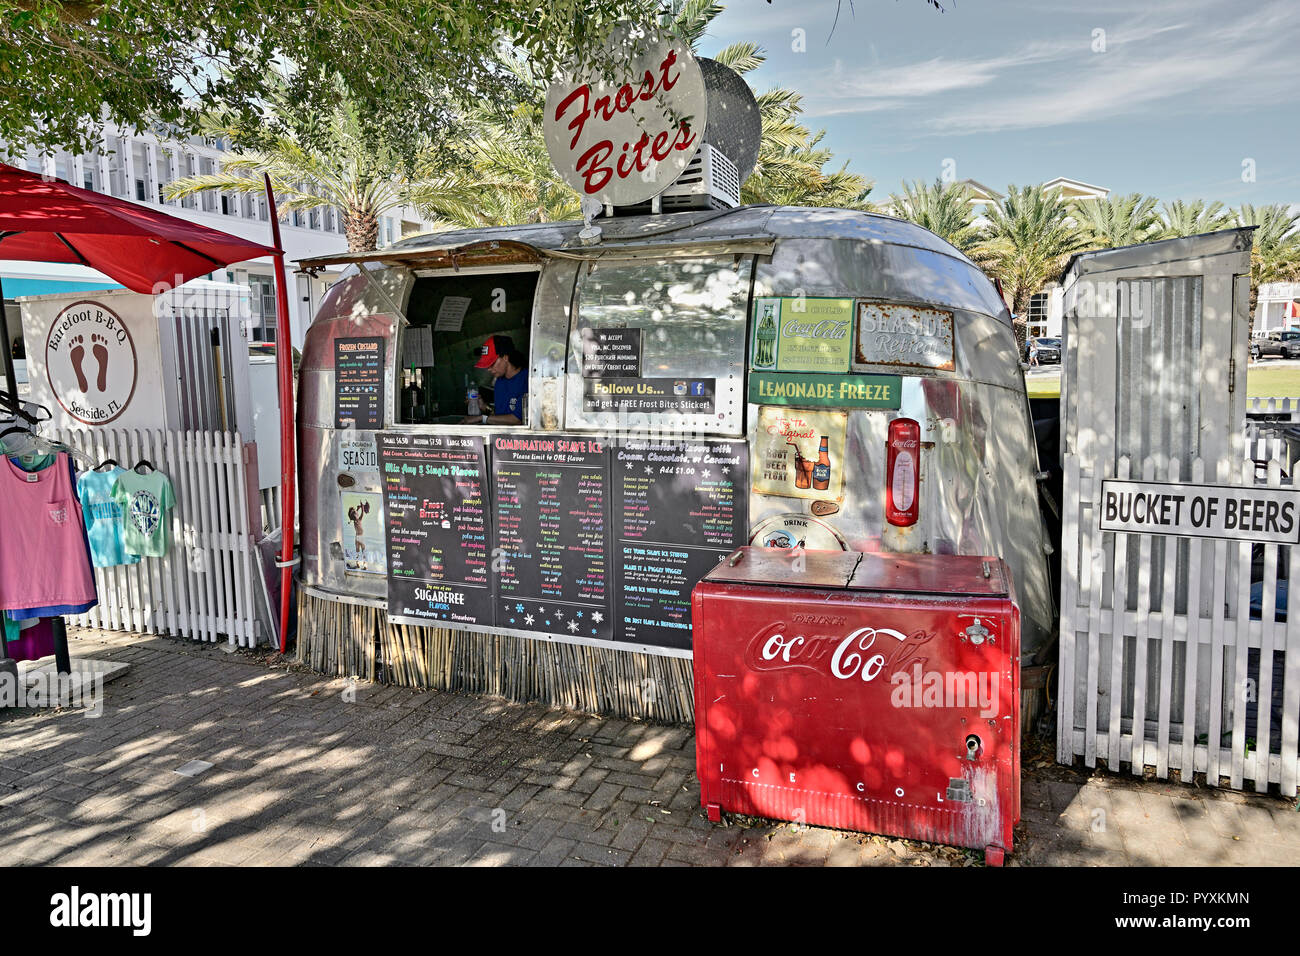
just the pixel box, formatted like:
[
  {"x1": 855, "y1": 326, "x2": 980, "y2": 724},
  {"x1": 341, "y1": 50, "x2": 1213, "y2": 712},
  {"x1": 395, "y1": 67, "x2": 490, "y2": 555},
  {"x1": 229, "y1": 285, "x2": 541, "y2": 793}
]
[{"x1": 544, "y1": 22, "x2": 707, "y2": 207}]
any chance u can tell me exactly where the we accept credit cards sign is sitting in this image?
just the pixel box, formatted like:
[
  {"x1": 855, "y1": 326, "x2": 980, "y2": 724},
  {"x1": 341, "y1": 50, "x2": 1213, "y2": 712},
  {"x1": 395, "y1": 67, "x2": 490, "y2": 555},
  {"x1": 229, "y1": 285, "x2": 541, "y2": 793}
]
[{"x1": 1099, "y1": 479, "x2": 1300, "y2": 545}]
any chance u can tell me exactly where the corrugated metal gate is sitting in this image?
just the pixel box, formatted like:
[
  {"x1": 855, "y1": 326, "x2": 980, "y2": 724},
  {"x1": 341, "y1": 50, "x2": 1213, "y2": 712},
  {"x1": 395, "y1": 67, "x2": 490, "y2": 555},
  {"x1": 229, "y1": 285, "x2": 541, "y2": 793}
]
[{"x1": 1054, "y1": 231, "x2": 1297, "y2": 792}]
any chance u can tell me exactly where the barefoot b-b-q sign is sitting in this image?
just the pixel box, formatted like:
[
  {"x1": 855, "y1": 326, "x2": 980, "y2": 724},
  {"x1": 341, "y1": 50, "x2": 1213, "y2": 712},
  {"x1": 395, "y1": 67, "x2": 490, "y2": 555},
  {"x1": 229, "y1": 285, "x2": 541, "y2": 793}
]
[{"x1": 43, "y1": 301, "x2": 138, "y2": 425}]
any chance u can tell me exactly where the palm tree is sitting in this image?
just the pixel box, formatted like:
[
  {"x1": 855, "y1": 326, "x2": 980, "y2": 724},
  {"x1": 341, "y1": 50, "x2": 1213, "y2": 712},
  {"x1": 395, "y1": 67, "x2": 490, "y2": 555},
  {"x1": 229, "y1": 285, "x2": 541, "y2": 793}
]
[
  {"x1": 981, "y1": 184, "x2": 1090, "y2": 349},
  {"x1": 1071, "y1": 192, "x2": 1161, "y2": 249},
  {"x1": 1233, "y1": 204, "x2": 1300, "y2": 332},
  {"x1": 887, "y1": 179, "x2": 981, "y2": 254},
  {"x1": 164, "y1": 74, "x2": 470, "y2": 252},
  {"x1": 1158, "y1": 199, "x2": 1235, "y2": 239},
  {"x1": 414, "y1": 54, "x2": 583, "y2": 230},
  {"x1": 689, "y1": 6, "x2": 872, "y2": 209}
]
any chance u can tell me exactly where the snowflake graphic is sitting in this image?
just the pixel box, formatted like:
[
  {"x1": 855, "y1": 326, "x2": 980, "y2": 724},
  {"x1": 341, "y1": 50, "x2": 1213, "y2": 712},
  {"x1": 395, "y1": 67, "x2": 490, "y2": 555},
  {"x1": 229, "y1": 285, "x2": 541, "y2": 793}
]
[
  {"x1": 576, "y1": 610, "x2": 584, "y2": 619},
  {"x1": 524, "y1": 613, "x2": 535, "y2": 625},
  {"x1": 567, "y1": 620, "x2": 579, "y2": 633},
  {"x1": 591, "y1": 611, "x2": 604, "y2": 624},
  {"x1": 722, "y1": 466, "x2": 730, "y2": 474},
  {"x1": 625, "y1": 461, "x2": 634, "y2": 470},
  {"x1": 701, "y1": 469, "x2": 711, "y2": 479},
  {"x1": 555, "y1": 609, "x2": 564, "y2": 619},
  {"x1": 644, "y1": 465, "x2": 654, "y2": 475},
  {"x1": 515, "y1": 603, "x2": 525, "y2": 613}
]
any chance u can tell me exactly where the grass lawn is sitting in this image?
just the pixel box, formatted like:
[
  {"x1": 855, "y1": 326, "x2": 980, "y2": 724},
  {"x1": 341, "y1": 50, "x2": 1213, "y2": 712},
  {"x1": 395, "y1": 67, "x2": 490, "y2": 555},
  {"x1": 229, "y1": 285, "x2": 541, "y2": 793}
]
[
  {"x1": 1247, "y1": 363, "x2": 1300, "y2": 399},
  {"x1": 1022, "y1": 363, "x2": 1300, "y2": 400}
]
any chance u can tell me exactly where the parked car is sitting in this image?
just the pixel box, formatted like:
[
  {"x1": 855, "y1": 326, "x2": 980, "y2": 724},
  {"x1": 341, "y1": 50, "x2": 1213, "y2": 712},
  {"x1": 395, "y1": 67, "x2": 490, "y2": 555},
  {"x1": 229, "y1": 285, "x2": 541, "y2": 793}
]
[
  {"x1": 1252, "y1": 329, "x2": 1300, "y2": 360},
  {"x1": 1025, "y1": 336, "x2": 1061, "y2": 364}
]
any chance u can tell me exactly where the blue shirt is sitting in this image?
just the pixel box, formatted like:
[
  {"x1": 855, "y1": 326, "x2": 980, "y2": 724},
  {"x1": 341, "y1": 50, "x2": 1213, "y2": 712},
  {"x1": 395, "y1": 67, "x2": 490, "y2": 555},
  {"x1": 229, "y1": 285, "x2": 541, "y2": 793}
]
[
  {"x1": 78, "y1": 467, "x2": 141, "y2": 568},
  {"x1": 493, "y1": 368, "x2": 528, "y2": 421}
]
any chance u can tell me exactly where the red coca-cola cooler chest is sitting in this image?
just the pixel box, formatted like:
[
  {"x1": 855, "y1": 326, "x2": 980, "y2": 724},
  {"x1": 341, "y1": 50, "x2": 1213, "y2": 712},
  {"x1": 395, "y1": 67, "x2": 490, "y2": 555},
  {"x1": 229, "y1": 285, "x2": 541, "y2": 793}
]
[{"x1": 692, "y1": 547, "x2": 1020, "y2": 864}]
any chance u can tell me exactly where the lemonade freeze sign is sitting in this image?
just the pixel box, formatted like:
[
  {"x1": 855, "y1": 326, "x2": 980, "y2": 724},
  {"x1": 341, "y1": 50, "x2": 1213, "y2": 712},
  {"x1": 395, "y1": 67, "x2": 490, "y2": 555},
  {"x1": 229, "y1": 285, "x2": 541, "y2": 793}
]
[{"x1": 750, "y1": 297, "x2": 853, "y2": 373}]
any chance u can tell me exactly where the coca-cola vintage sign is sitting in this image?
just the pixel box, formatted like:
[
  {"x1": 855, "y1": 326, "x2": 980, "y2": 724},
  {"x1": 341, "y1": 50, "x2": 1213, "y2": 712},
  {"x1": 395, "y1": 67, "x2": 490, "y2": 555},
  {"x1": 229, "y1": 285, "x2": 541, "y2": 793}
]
[
  {"x1": 544, "y1": 22, "x2": 707, "y2": 207},
  {"x1": 744, "y1": 619, "x2": 935, "y2": 682}
]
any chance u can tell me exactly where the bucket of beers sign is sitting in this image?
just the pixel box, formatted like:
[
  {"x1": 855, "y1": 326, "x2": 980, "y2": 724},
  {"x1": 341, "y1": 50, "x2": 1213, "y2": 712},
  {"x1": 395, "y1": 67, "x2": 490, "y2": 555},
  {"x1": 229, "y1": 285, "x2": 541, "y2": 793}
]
[{"x1": 544, "y1": 21, "x2": 708, "y2": 208}]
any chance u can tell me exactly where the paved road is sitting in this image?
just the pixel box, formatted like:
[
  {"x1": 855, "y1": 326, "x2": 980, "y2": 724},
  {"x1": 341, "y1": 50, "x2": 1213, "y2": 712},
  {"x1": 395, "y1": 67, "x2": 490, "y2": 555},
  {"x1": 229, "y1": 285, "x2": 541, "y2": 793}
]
[{"x1": 1, "y1": 629, "x2": 1296, "y2": 866}]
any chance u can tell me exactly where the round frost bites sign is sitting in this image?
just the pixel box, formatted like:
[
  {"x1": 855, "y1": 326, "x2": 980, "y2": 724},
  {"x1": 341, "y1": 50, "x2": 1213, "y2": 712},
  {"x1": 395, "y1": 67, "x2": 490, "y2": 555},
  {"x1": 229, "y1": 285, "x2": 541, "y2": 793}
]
[
  {"x1": 44, "y1": 300, "x2": 138, "y2": 425},
  {"x1": 544, "y1": 22, "x2": 707, "y2": 207}
]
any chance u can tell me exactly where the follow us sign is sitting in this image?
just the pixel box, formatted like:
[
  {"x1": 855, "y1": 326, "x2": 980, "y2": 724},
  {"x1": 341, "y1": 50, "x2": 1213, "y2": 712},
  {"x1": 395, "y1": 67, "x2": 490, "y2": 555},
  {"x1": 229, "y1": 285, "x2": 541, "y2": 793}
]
[{"x1": 1099, "y1": 479, "x2": 1300, "y2": 545}]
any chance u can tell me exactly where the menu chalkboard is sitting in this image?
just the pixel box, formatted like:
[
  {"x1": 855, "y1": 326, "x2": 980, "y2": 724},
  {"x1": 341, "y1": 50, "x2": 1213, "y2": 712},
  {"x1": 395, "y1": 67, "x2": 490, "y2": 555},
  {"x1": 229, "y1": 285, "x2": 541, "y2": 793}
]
[
  {"x1": 613, "y1": 438, "x2": 748, "y2": 650},
  {"x1": 490, "y1": 436, "x2": 612, "y2": 641},
  {"x1": 335, "y1": 337, "x2": 385, "y2": 429},
  {"x1": 377, "y1": 433, "x2": 491, "y2": 626}
]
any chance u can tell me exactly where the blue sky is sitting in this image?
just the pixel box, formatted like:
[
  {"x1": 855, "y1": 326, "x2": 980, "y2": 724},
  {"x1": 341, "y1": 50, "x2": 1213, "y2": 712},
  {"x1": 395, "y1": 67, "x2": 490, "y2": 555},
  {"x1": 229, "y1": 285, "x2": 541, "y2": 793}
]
[{"x1": 697, "y1": 0, "x2": 1299, "y2": 206}]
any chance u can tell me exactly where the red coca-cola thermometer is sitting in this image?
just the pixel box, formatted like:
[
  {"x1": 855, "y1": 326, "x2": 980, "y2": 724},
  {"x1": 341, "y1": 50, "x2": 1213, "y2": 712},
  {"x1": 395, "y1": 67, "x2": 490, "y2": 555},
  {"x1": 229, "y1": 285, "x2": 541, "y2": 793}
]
[{"x1": 885, "y1": 418, "x2": 920, "y2": 527}]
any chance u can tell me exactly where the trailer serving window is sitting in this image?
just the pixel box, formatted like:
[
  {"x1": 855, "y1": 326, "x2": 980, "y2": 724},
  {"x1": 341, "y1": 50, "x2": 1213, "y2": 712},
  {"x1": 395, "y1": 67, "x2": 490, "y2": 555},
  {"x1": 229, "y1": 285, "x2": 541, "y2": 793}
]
[
  {"x1": 565, "y1": 256, "x2": 752, "y2": 436},
  {"x1": 399, "y1": 268, "x2": 538, "y2": 425}
]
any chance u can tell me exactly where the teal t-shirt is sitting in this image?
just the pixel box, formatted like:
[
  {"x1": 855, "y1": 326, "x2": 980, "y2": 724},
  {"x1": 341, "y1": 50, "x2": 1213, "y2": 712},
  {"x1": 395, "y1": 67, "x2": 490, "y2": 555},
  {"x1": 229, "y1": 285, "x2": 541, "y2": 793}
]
[
  {"x1": 78, "y1": 467, "x2": 142, "y2": 568},
  {"x1": 112, "y1": 469, "x2": 176, "y2": 558}
]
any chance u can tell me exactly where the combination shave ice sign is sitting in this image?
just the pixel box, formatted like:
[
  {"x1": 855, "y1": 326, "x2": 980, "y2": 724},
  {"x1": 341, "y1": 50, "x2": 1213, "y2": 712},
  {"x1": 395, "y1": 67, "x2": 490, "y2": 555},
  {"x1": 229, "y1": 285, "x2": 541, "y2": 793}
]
[{"x1": 544, "y1": 22, "x2": 707, "y2": 207}]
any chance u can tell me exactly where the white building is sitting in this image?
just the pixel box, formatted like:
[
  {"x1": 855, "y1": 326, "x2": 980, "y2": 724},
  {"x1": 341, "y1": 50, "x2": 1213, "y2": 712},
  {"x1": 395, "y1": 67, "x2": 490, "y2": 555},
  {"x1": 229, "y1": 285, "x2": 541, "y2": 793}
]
[
  {"x1": 958, "y1": 177, "x2": 1111, "y2": 339},
  {"x1": 3, "y1": 128, "x2": 435, "y2": 349},
  {"x1": 1255, "y1": 282, "x2": 1300, "y2": 333}
]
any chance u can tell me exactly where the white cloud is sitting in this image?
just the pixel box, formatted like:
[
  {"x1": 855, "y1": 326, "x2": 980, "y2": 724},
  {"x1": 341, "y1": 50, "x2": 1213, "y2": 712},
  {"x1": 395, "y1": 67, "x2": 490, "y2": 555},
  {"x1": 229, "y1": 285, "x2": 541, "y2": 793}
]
[
  {"x1": 792, "y1": 0, "x2": 1299, "y2": 136},
  {"x1": 804, "y1": 42, "x2": 1075, "y2": 116}
]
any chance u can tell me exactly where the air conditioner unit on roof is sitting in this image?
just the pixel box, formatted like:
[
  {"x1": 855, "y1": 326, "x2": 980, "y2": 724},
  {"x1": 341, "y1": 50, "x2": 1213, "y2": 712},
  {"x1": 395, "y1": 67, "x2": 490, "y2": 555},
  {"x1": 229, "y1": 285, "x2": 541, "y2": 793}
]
[{"x1": 600, "y1": 144, "x2": 741, "y2": 218}]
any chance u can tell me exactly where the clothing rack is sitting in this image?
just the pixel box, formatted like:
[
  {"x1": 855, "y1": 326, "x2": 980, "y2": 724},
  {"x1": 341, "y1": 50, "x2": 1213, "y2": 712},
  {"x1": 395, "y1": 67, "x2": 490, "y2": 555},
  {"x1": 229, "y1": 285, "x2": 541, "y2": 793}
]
[{"x1": 0, "y1": 393, "x2": 81, "y2": 677}]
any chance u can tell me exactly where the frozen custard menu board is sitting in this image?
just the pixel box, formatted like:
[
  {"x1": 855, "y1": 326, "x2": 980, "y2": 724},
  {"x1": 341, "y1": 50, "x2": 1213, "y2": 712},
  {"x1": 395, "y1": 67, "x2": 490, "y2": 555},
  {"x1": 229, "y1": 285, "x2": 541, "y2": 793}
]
[
  {"x1": 377, "y1": 433, "x2": 491, "y2": 626},
  {"x1": 334, "y1": 337, "x2": 385, "y2": 429},
  {"x1": 491, "y1": 436, "x2": 613, "y2": 641},
  {"x1": 614, "y1": 439, "x2": 748, "y2": 651}
]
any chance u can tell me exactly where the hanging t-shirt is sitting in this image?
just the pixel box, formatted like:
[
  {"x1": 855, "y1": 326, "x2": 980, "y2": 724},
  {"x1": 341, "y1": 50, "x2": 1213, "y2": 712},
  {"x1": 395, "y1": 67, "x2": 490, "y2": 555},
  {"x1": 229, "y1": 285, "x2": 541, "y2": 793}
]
[
  {"x1": 0, "y1": 452, "x2": 97, "y2": 615},
  {"x1": 78, "y1": 467, "x2": 142, "y2": 568},
  {"x1": 113, "y1": 468, "x2": 175, "y2": 558}
]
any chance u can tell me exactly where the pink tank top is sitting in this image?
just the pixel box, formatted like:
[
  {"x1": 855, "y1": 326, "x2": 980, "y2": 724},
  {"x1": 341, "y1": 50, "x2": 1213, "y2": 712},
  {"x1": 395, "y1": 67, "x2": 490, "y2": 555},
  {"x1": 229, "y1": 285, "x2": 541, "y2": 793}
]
[{"x1": 0, "y1": 452, "x2": 97, "y2": 612}]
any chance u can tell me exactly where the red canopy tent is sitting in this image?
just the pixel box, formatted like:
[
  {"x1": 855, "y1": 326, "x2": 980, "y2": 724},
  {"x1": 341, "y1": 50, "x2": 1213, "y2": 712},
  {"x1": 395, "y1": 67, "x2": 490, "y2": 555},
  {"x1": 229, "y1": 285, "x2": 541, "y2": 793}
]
[{"x1": 0, "y1": 161, "x2": 297, "y2": 651}]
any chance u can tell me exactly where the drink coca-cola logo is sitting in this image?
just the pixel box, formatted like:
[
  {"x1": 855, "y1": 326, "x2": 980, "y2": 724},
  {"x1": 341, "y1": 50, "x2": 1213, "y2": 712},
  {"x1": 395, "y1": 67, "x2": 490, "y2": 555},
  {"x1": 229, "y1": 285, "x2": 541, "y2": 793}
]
[
  {"x1": 544, "y1": 23, "x2": 707, "y2": 207},
  {"x1": 744, "y1": 621, "x2": 934, "y2": 681},
  {"x1": 781, "y1": 319, "x2": 849, "y2": 340}
]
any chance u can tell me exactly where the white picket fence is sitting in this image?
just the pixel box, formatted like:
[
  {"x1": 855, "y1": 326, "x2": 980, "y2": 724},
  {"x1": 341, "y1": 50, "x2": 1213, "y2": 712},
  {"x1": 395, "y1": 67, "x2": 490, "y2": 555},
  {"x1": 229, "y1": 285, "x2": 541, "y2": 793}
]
[
  {"x1": 1247, "y1": 397, "x2": 1300, "y2": 419},
  {"x1": 1059, "y1": 452, "x2": 1298, "y2": 795},
  {"x1": 53, "y1": 427, "x2": 266, "y2": 647},
  {"x1": 1246, "y1": 397, "x2": 1299, "y2": 472}
]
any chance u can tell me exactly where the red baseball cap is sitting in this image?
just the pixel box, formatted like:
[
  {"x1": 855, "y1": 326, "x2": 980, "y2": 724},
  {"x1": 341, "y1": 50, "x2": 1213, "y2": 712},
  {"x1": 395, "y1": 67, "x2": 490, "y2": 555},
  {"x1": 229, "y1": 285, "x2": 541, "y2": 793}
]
[{"x1": 474, "y1": 334, "x2": 513, "y2": 369}]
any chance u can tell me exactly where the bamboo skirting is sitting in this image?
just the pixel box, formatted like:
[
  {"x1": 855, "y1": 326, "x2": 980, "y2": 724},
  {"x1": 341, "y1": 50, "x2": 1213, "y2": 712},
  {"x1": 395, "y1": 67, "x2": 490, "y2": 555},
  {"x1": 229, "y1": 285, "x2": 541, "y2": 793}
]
[{"x1": 296, "y1": 590, "x2": 695, "y2": 724}]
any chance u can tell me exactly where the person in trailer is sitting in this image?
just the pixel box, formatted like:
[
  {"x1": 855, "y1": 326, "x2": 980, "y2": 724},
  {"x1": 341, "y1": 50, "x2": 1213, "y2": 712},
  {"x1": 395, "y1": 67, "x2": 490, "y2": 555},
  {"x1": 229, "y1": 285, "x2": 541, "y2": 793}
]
[{"x1": 464, "y1": 334, "x2": 528, "y2": 425}]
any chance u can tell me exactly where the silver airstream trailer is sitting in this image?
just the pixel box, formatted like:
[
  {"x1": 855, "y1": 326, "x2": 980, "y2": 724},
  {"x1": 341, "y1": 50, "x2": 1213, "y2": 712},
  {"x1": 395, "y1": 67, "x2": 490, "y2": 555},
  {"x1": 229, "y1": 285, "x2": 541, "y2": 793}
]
[{"x1": 294, "y1": 205, "x2": 1054, "y2": 721}]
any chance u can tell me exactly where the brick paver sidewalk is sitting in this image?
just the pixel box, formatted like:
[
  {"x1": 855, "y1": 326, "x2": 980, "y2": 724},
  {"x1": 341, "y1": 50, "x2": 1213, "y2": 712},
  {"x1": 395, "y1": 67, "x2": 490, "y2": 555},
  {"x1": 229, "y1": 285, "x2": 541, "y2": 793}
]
[{"x1": 1, "y1": 629, "x2": 1296, "y2": 866}]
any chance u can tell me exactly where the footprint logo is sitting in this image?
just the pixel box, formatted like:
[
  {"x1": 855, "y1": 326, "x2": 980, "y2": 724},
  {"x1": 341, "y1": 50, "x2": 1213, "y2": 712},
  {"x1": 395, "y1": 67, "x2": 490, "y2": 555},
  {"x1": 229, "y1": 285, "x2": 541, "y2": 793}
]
[
  {"x1": 69, "y1": 335, "x2": 89, "y2": 392},
  {"x1": 91, "y1": 334, "x2": 109, "y2": 391},
  {"x1": 67, "y1": 333, "x2": 111, "y2": 393}
]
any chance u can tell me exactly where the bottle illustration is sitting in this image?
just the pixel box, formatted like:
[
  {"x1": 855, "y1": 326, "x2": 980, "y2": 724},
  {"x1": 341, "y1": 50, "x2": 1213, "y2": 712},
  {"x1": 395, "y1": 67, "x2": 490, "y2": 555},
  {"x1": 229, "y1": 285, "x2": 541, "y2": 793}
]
[
  {"x1": 812, "y1": 436, "x2": 831, "y2": 490},
  {"x1": 467, "y1": 385, "x2": 481, "y2": 417},
  {"x1": 755, "y1": 303, "x2": 777, "y2": 368}
]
